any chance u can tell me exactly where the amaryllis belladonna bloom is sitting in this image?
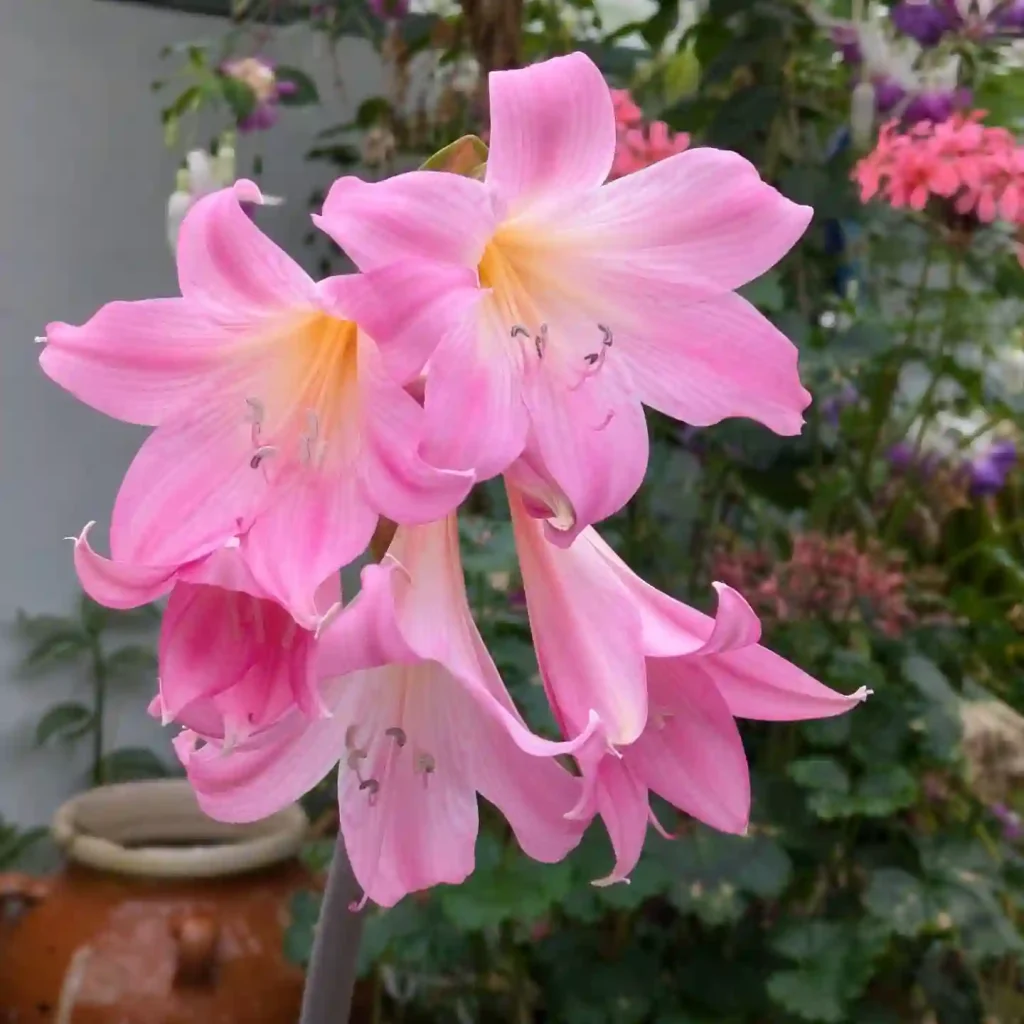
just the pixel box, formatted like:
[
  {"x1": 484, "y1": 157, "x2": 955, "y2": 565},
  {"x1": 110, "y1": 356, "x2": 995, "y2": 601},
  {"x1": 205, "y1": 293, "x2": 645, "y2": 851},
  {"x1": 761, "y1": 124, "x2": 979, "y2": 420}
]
[
  {"x1": 509, "y1": 489, "x2": 869, "y2": 884},
  {"x1": 180, "y1": 515, "x2": 598, "y2": 907},
  {"x1": 71, "y1": 526, "x2": 337, "y2": 745},
  {"x1": 40, "y1": 182, "x2": 476, "y2": 629},
  {"x1": 316, "y1": 52, "x2": 812, "y2": 543}
]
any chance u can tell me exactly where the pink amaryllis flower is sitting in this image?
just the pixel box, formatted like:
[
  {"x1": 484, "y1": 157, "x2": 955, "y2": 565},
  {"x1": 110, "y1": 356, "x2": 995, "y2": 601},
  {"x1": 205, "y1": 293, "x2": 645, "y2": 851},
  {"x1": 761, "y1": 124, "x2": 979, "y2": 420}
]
[
  {"x1": 71, "y1": 525, "x2": 338, "y2": 746},
  {"x1": 509, "y1": 490, "x2": 869, "y2": 884},
  {"x1": 179, "y1": 515, "x2": 598, "y2": 908},
  {"x1": 316, "y1": 52, "x2": 813, "y2": 544},
  {"x1": 40, "y1": 182, "x2": 476, "y2": 628}
]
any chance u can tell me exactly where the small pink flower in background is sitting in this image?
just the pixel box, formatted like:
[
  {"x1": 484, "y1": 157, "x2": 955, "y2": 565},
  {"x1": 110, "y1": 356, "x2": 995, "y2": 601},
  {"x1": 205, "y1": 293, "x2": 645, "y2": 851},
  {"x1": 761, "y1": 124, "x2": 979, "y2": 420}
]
[
  {"x1": 221, "y1": 56, "x2": 296, "y2": 132},
  {"x1": 181, "y1": 515, "x2": 596, "y2": 908},
  {"x1": 608, "y1": 87, "x2": 690, "y2": 180},
  {"x1": 509, "y1": 490, "x2": 868, "y2": 884},
  {"x1": 855, "y1": 113, "x2": 1024, "y2": 260},
  {"x1": 40, "y1": 182, "x2": 475, "y2": 629},
  {"x1": 318, "y1": 53, "x2": 811, "y2": 545}
]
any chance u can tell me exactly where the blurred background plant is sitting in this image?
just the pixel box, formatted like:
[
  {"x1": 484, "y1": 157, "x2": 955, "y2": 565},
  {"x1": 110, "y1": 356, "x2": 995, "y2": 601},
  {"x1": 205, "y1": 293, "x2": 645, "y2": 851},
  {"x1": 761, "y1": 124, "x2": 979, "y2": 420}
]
[
  {"x1": 32, "y1": 0, "x2": 1021, "y2": 1020},
  {"x1": 14, "y1": 596, "x2": 167, "y2": 788}
]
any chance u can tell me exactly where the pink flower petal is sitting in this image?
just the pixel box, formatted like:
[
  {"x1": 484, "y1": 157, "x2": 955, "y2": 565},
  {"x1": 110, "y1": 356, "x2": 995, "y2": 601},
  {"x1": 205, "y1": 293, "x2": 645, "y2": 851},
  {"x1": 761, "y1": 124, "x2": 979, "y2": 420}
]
[
  {"x1": 241, "y1": 468, "x2": 376, "y2": 630},
  {"x1": 421, "y1": 305, "x2": 530, "y2": 479},
  {"x1": 315, "y1": 171, "x2": 500, "y2": 271},
  {"x1": 517, "y1": 339, "x2": 649, "y2": 541},
  {"x1": 590, "y1": 757, "x2": 650, "y2": 886},
  {"x1": 623, "y1": 291, "x2": 810, "y2": 437},
  {"x1": 41, "y1": 300, "x2": 240, "y2": 427},
  {"x1": 358, "y1": 339, "x2": 475, "y2": 526},
  {"x1": 549, "y1": 146, "x2": 812, "y2": 296},
  {"x1": 72, "y1": 523, "x2": 179, "y2": 608},
  {"x1": 319, "y1": 260, "x2": 484, "y2": 385},
  {"x1": 485, "y1": 53, "x2": 617, "y2": 212},
  {"x1": 177, "y1": 181, "x2": 317, "y2": 314},
  {"x1": 109, "y1": 396, "x2": 270, "y2": 566},
  {"x1": 627, "y1": 660, "x2": 750, "y2": 835},
  {"x1": 509, "y1": 489, "x2": 648, "y2": 745},
  {"x1": 337, "y1": 666, "x2": 480, "y2": 908}
]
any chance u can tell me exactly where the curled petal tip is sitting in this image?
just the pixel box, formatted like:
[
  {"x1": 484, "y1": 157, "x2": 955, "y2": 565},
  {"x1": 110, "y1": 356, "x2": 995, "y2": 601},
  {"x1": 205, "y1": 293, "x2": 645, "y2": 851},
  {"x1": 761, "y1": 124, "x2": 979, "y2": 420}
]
[
  {"x1": 34, "y1": 335, "x2": 46, "y2": 345},
  {"x1": 592, "y1": 873, "x2": 631, "y2": 889},
  {"x1": 853, "y1": 686, "x2": 873, "y2": 702},
  {"x1": 67, "y1": 522, "x2": 96, "y2": 546},
  {"x1": 349, "y1": 893, "x2": 369, "y2": 913}
]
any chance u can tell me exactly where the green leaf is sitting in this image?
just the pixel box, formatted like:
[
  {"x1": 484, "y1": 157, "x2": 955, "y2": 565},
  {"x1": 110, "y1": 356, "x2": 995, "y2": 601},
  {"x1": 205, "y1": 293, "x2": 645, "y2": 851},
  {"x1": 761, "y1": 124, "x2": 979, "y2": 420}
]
[
  {"x1": 787, "y1": 757, "x2": 851, "y2": 794},
  {"x1": 768, "y1": 968, "x2": 846, "y2": 1023},
  {"x1": 17, "y1": 611, "x2": 89, "y2": 673},
  {"x1": 739, "y1": 270, "x2": 785, "y2": 313},
  {"x1": 863, "y1": 869, "x2": 931, "y2": 937},
  {"x1": 276, "y1": 66, "x2": 319, "y2": 106},
  {"x1": 106, "y1": 646, "x2": 158, "y2": 685},
  {"x1": 354, "y1": 96, "x2": 392, "y2": 128},
  {"x1": 221, "y1": 75, "x2": 256, "y2": 122},
  {"x1": 35, "y1": 703, "x2": 94, "y2": 746},
  {"x1": 855, "y1": 764, "x2": 918, "y2": 817},
  {"x1": 283, "y1": 889, "x2": 321, "y2": 966},
  {"x1": 99, "y1": 747, "x2": 168, "y2": 783},
  {"x1": 420, "y1": 134, "x2": 489, "y2": 178}
]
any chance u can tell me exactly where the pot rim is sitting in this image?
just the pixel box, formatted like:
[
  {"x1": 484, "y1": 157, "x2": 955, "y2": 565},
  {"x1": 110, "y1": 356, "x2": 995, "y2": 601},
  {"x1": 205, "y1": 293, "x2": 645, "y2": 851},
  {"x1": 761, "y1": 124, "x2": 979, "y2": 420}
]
[{"x1": 52, "y1": 779, "x2": 308, "y2": 879}]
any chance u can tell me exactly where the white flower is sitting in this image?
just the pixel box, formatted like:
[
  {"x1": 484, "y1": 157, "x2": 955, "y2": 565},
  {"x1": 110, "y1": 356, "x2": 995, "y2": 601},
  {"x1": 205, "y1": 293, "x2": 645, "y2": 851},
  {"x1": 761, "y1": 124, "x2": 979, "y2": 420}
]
[{"x1": 166, "y1": 143, "x2": 281, "y2": 254}]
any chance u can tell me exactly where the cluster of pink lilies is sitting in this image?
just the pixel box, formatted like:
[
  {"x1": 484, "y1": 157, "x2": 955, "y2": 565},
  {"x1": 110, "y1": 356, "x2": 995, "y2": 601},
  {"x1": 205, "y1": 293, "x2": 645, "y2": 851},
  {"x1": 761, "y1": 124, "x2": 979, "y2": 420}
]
[{"x1": 40, "y1": 53, "x2": 867, "y2": 908}]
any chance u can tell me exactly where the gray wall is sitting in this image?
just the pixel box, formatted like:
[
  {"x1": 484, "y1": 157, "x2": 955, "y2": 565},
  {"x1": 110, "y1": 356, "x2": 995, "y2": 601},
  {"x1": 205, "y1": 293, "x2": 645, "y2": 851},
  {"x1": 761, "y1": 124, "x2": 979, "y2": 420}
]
[{"x1": 0, "y1": 0, "x2": 384, "y2": 826}]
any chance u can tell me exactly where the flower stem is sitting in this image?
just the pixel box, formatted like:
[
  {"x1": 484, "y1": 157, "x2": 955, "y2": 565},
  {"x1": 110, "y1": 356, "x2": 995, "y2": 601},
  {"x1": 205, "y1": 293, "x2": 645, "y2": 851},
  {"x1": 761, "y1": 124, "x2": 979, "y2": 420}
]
[
  {"x1": 297, "y1": 835, "x2": 366, "y2": 1024},
  {"x1": 298, "y1": 518, "x2": 397, "y2": 1024},
  {"x1": 90, "y1": 640, "x2": 107, "y2": 787}
]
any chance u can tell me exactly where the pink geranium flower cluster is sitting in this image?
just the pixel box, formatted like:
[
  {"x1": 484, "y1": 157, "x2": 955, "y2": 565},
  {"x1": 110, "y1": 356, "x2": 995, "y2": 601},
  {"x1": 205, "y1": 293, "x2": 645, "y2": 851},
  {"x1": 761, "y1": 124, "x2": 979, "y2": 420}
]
[
  {"x1": 854, "y1": 113, "x2": 1024, "y2": 239},
  {"x1": 609, "y1": 88, "x2": 690, "y2": 179},
  {"x1": 39, "y1": 54, "x2": 865, "y2": 908}
]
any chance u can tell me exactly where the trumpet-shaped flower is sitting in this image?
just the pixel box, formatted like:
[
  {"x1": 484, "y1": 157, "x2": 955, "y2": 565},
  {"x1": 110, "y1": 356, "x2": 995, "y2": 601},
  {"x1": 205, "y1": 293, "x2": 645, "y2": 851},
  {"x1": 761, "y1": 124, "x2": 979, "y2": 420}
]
[
  {"x1": 317, "y1": 52, "x2": 812, "y2": 542},
  {"x1": 179, "y1": 515, "x2": 596, "y2": 907},
  {"x1": 70, "y1": 525, "x2": 338, "y2": 745},
  {"x1": 41, "y1": 182, "x2": 476, "y2": 627},
  {"x1": 509, "y1": 490, "x2": 869, "y2": 884}
]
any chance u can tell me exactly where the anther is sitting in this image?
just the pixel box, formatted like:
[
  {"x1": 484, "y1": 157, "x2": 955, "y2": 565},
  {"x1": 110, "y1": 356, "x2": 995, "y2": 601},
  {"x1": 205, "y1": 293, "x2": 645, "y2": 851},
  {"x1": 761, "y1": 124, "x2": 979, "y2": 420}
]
[
  {"x1": 359, "y1": 778, "x2": 380, "y2": 799},
  {"x1": 535, "y1": 323, "x2": 548, "y2": 359},
  {"x1": 415, "y1": 752, "x2": 436, "y2": 775},
  {"x1": 347, "y1": 749, "x2": 368, "y2": 770},
  {"x1": 510, "y1": 324, "x2": 530, "y2": 338},
  {"x1": 385, "y1": 727, "x2": 408, "y2": 747},
  {"x1": 250, "y1": 445, "x2": 277, "y2": 469},
  {"x1": 598, "y1": 324, "x2": 613, "y2": 348}
]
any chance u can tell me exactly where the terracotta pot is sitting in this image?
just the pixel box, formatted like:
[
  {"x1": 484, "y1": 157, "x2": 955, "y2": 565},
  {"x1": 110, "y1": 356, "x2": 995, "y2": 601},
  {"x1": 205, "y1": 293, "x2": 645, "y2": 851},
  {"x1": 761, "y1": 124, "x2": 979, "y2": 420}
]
[{"x1": 0, "y1": 780, "x2": 311, "y2": 1024}]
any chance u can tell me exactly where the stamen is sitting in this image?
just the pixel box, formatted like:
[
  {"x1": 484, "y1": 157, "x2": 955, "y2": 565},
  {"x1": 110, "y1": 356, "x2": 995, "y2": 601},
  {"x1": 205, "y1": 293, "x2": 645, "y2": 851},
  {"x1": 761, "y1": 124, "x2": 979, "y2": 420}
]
[
  {"x1": 346, "y1": 749, "x2": 368, "y2": 770},
  {"x1": 415, "y1": 752, "x2": 436, "y2": 775},
  {"x1": 385, "y1": 727, "x2": 407, "y2": 747},
  {"x1": 344, "y1": 725, "x2": 359, "y2": 750},
  {"x1": 250, "y1": 445, "x2": 277, "y2": 469},
  {"x1": 246, "y1": 397, "x2": 265, "y2": 445},
  {"x1": 598, "y1": 324, "x2": 613, "y2": 348},
  {"x1": 299, "y1": 411, "x2": 321, "y2": 466},
  {"x1": 581, "y1": 325, "x2": 614, "y2": 373},
  {"x1": 535, "y1": 323, "x2": 548, "y2": 360},
  {"x1": 359, "y1": 778, "x2": 380, "y2": 805},
  {"x1": 510, "y1": 324, "x2": 530, "y2": 338}
]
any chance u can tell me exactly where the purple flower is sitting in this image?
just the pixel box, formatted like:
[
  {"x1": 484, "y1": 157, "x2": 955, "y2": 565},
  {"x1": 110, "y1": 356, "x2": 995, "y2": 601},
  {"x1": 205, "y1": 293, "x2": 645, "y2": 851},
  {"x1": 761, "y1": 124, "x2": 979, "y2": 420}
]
[
  {"x1": 368, "y1": 0, "x2": 410, "y2": 17},
  {"x1": 821, "y1": 382, "x2": 859, "y2": 426},
  {"x1": 995, "y1": 0, "x2": 1024, "y2": 30},
  {"x1": 969, "y1": 439, "x2": 1017, "y2": 496},
  {"x1": 903, "y1": 87, "x2": 965, "y2": 124},
  {"x1": 992, "y1": 803, "x2": 1024, "y2": 842},
  {"x1": 221, "y1": 56, "x2": 295, "y2": 134},
  {"x1": 892, "y1": 2, "x2": 956, "y2": 46},
  {"x1": 832, "y1": 25, "x2": 863, "y2": 64}
]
